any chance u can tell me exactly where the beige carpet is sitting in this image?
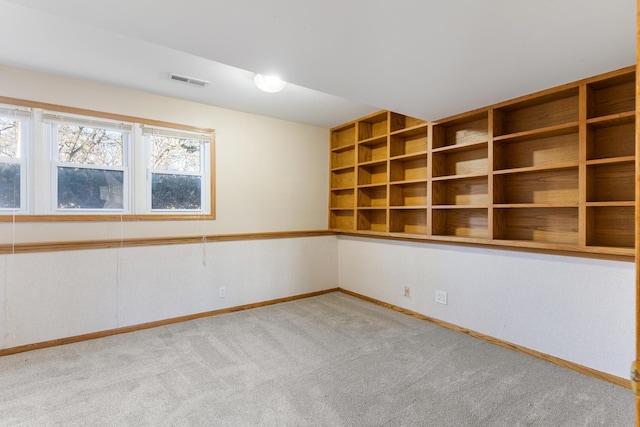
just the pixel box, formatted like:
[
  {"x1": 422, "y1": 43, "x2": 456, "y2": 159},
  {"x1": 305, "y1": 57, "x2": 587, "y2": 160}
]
[{"x1": 0, "y1": 292, "x2": 633, "y2": 426}]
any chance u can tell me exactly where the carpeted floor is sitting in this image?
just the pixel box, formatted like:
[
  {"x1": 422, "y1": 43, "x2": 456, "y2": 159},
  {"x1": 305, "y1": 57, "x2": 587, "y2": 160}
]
[{"x1": 0, "y1": 292, "x2": 634, "y2": 426}]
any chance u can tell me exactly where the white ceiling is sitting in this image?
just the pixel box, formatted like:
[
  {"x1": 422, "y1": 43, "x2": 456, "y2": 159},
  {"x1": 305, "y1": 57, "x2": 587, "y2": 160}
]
[{"x1": 0, "y1": 0, "x2": 636, "y2": 128}]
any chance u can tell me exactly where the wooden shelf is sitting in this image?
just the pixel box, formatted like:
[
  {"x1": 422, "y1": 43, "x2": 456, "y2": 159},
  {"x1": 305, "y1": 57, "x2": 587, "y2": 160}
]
[
  {"x1": 389, "y1": 182, "x2": 427, "y2": 207},
  {"x1": 389, "y1": 125, "x2": 429, "y2": 158},
  {"x1": 390, "y1": 112, "x2": 428, "y2": 133},
  {"x1": 494, "y1": 207, "x2": 579, "y2": 245},
  {"x1": 432, "y1": 111, "x2": 488, "y2": 149},
  {"x1": 357, "y1": 209, "x2": 387, "y2": 232},
  {"x1": 493, "y1": 126, "x2": 578, "y2": 172},
  {"x1": 358, "y1": 186, "x2": 387, "y2": 208},
  {"x1": 432, "y1": 208, "x2": 489, "y2": 239},
  {"x1": 587, "y1": 71, "x2": 636, "y2": 119},
  {"x1": 494, "y1": 88, "x2": 579, "y2": 136},
  {"x1": 331, "y1": 123, "x2": 356, "y2": 150},
  {"x1": 432, "y1": 175, "x2": 488, "y2": 206},
  {"x1": 494, "y1": 168, "x2": 579, "y2": 205},
  {"x1": 389, "y1": 208, "x2": 427, "y2": 234},
  {"x1": 328, "y1": 66, "x2": 636, "y2": 257},
  {"x1": 358, "y1": 112, "x2": 389, "y2": 141}
]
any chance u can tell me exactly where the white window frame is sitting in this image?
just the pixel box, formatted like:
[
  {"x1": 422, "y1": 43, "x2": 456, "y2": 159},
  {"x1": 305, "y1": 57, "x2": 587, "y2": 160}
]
[
  {"x1": 0, "y1": 105, "x2": 30, "y2": 213},
  {"x1": 143, "y1": 125, "x2": 211, "y2": 214},
  {"x1": 44, "y1": 112, "x2": 132, "y2": 214}
]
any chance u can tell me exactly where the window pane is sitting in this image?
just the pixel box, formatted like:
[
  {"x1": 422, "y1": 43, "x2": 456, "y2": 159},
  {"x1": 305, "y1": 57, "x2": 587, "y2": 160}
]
[
  {"x1": 58, "y1": 167, "x2": 123, "y2": 209},
  {"x1": 58, "y1": 124, "x2": 124, "y2": 166},
  {"x1": 152, "y1": 173, "x2": 201, "y2": 210},
  {"x1": 151, "y1": 136, "x2": 201, "y2": 172},
  {"x1": 0, "y1": 117, "x2": 20, "y2": 160},
  {"x1": 0, "y1": 163, "x2": 20, "y2": 209}
]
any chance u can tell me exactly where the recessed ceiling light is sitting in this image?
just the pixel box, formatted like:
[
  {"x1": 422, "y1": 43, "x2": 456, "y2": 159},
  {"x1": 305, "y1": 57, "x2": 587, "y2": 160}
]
[{"x1": 254, "y1": 74, "x2": 287, "y2": 93}]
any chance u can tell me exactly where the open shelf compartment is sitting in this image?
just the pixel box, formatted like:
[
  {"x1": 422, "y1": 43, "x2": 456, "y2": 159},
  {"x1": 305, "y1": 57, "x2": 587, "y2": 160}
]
[
  {"x1": 390, "y1": 126, "x2": 428, "y2": 157},
  {"x1": 432, "y1": 176, "x2": 488, "y2": 206},
  {"x1": 494, "y1": 168, "x2": 579, "y2": 205},
  {"x1": 586, "y1": 206, "x2": 634, "y2": 248},
  {"x1": 493, "y1": 126, "x2": 578, "y2": 171},
  {"x1": 389, "y1": 209, "x2": 427, "y2": 234},
  {"x1": 587, "y1": 71, "x2": 636, "y2": 119},
  {"x1": 358, "y1": 112, "x2": 389, "y2": 141},
  {"x1": 390, "y1": 113, "x2": 427, "y2": 133},
  {"x1": 357, "y1": 209, "x2": 387, "y2": 232},
  {"x1": 389, "y1": 182, "x2": 427, "y2": 207},
  {"x1": 432, "y1": 208, "x2": 488, "y2": 239},
  {"x1": 432, "y1": 111, "x2": 489, "y2": 149},
  {"x1": 493, "y1": 87, "x2": 579, "y2": 136},
  {"x1": 493, "y1": 207, "x2": 579, "y2": 245},
  {"x1": 330, "y1": 210, "x2": 355, "y2": 230},
  {"x1": 331, "y1": 123, "x2": 356, "y2": 150},
  {"x1": 586, "y1": 161, "x2": 635, "y2": 203}
]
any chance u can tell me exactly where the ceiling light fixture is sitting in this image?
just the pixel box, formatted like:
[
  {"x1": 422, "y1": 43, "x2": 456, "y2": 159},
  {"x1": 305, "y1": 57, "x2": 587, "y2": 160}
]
[{"x1": 254, "y1": 74, "x2": 287, "y2": 93}]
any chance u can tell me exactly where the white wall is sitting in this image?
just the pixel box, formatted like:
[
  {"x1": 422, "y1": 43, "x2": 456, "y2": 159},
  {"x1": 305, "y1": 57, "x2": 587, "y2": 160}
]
[
  {"x1": 1, "y1": 236, "x2": 338, "y2": 349},
  {"x1": 0, "y1": 65, "x2": 337, "y2": 351},
  {"x1": 0, "y1": 65, "x2": 329, "y2": 243},
  {"x1": 338, "y1": 236, "x2": 635, "y2": 379}
]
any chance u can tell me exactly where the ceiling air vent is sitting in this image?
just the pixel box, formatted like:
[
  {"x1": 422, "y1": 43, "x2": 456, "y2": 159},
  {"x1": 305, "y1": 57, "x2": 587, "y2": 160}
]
[{"x1": 169, "y1": 73, "x2": 209, "y2": 87}]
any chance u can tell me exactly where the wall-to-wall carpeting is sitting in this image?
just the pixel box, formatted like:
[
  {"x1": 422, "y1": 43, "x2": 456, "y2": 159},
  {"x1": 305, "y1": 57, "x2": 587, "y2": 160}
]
[{"x1": 0, "y1": 292, "x2": 632, "y2": 426}]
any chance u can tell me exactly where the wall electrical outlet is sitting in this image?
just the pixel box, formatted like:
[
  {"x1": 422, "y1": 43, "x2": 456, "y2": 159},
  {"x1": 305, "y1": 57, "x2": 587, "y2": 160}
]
[
  {"x1": 404, "y1": 286, "x2": 410, "y2": 298},
  {"x1": 219, "y1": 287, "x2": 226, "y2": 298},
  {"x1": 435, "y1": 290, "x2": 447, "y2": 305}
]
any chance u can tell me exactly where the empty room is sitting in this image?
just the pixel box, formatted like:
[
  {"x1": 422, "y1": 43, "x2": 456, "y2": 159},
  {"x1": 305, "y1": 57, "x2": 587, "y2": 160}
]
[{"x1": 0, "y1": 0, "x2": 638, "y2": 425}]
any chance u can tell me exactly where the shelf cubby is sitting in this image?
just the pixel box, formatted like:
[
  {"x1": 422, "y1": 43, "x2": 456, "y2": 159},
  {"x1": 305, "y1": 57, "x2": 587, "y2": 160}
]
[
  {"x1": 358, "y1": 112, "x2": 389, "y2": 141},
  {"x1": 358, "y1": 186, "x2": 387, "y2": 208},
  {"x1": 432, "y1": 112, "x2": 489, "y2": 149},
  {"x1": 432, "y1": 208, "x2": 488, "y2": 239},
  {"x1": 493, "y1": 126, "x2": 578, "y2": 171},
  {"x1": 493, "y1": 207, "x2": 579, "y2": 245},
  {"x1": 432, "y1": 143, "x2": 488, "y2": 178},
  {"x1": 586, "y1": 206, "x2": 634, "y2": 248},
  {"x1": 390, "y1": 113, "x2": 428, "y2": 133},
  {"x1": 358, "y1": 136, "x2": 387, "y2": 163},
  {"x1": 331, "y1": 168, "x2": 355, "y2": 190},
  {"x1": 331, "y1": 123, "x2": 356, "y2": 150},
  {"x1": 587, "y1": 71, "x2": 635, "y2": 119},
  {"x1": 357, "y1": 209, "x2": 387, "y2": 232},
  {"x1": 330, "y1": 210, "x2": 355, "y2": 230},
  {"x1": 586, "y1": 161, "x2": 635, "y2": 203},
  {"x1": 494, "y1": 168, "x2": 579, "y2": 205},
  {"x1": 389, "y1": 182, "x2": 427, "y2": 207},
  {"x1": 331, "y1": 146, "x2": 355, "y2": 169},
  {"x1": 358, "y1": 163, "x2": 387, "y2": 186},
  {"x1": 493, "y1": 88, "x2": 579, "y2": 136},
  {"x1": 390, "y1": 126, "x2": 428, "y2": 157},
  {"x1": 586, "y1": 115, "x2": 635, "y2": 161},
  {"x1": 330, "y1": 189, "x2": 354, "y2": 209},
  {"x1": 432, "y1": 176, "x2": 488, "y2": 206},
  {"x1": 389, "y1": 208, "x2": 427, "y2": 234},
  {"x1": 389, "y1": 156, "x2": 427, "y2": 182}
]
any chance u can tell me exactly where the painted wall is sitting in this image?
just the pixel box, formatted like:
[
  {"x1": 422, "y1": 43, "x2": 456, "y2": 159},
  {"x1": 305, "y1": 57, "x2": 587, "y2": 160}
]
[
  {"x1": 0, "y1": 65, "x2": 329, "y2": 244},
  {"x1": 337, "y1": 236, "x2": 635, "y2": 379},
  {"x1": 0, "y1": 236, "x2": 338, "y2": 349}
]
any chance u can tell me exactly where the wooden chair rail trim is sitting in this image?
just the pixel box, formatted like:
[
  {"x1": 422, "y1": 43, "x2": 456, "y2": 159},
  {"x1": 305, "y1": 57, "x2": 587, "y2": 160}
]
[
  {"x1": 339, "y1": 288, "x2": 630, "y2": 390},
  {"x1": 0, "y1": 230, "x2": 335, "y2": 254},
  {"x1": 0, "y1": 288, "x2": 339, "y2": 357}
]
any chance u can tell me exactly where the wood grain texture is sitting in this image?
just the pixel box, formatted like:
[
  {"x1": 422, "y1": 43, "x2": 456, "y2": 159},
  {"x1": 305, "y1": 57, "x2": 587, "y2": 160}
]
[
  {"x1": 0, "y1": 230, "x2": 335, "y2": 255},
  {"x1": 0, "y1": 288, "x2": 339, "y2": 357},
  {"x1": 338, "y1": 288, "x2": 630, "y2": 390}
]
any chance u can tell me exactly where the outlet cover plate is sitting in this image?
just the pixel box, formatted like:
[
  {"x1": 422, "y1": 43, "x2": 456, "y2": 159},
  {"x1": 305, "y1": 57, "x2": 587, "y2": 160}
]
[{"x1": 435, "y1": 290, "x2": 447, "y2": 305}]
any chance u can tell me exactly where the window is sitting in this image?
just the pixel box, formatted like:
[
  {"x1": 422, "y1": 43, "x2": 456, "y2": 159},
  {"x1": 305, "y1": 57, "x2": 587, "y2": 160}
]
[
  {"x1": 0, "y1": 106, "x2": 29, "y2": 212},
  {"x1": 46, "y1": 113, "x2": 131, "y2": 212},
  {"x1": 144, "y1": 126, "x2": 210, "y2": 212},
  {"x1": 0, "y1": 97, "x2": 214, "y2": 220}
]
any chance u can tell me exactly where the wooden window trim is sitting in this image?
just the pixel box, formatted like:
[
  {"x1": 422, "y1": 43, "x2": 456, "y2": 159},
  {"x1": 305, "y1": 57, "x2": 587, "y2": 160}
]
[{"x1": 0, "y1": 96, "x2": 216, "y2": 221}]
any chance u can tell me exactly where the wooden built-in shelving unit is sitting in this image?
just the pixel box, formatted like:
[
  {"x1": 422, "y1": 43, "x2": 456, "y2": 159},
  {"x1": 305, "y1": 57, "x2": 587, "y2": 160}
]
[{"x1": 328, "y1": 66, "x2": 636, "y2": 257}]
